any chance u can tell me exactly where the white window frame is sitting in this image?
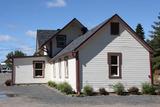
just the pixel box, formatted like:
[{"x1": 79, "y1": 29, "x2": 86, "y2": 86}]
[
  {"x1": 33, "y1": 61, "x2": 45, "y2": 78},
  {"x1": 108, "y1": 53, "x2": 122, "y2": 79},
  {"x1": 64, "y1": 57, "x2": 69, "y2": 78},
  {"x1": 110, "y1": 55, "x2": 119, "y2": 77},
  {"x1": 58, "y1": 59, "x2": 61, "y2": 78},
  {"x1": 53, "y1": 63, "x2": 56, "y2": 78}
]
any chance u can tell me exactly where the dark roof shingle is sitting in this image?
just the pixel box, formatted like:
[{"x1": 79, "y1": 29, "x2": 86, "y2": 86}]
[
  {"x1": 37, "y1": 30, "x2": 58, "y2": 48},
  {"x1": 51, "y1": 18, "x2": 110, "y2": 61}
]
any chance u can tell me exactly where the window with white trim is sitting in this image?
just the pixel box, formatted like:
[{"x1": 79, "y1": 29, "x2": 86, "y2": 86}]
[
  {"x1": 108, "y1": 53, "x2": 122, "y2": 78},
  {"x1": 33, "y1": 61, "x2": 45, "y2": 78},
  {"x1": 64, "y1": 57, "x2": 69, "y2": 78},
  {"x1": 58, "y1": 59, "x2": 61, "y2": 78}
]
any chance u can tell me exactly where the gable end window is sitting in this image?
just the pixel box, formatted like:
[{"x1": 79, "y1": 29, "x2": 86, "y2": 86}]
[
  {"x1": 108, "y1": 53, "x2": 122, "y2": 79},
  {"x1": 111, "y1": 22, "x2": 119, "y2": 35},
  {"x1": 56, "y1": 35, "x2": 66, "y2": 48},
  {"x1": 33, "y1": 61, "x2": 45, "y2": 78}
]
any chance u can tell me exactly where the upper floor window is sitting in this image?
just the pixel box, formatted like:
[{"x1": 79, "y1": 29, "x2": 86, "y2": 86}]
[
  {"x1": 110, "y1": 22, "x2": 119, "y2": 35},
  {"x1": 108, "y1": 53, "x2": 122, "y2": 79},
  {"x1": 49, "y1": 41, "x2": 52, "y2": 57},
  {"x1": 56, "y1": 35, "x2": 66, "y2": 48},
  {"x1": 33, "y1": 61, "x2": 45, "y2": 78}
]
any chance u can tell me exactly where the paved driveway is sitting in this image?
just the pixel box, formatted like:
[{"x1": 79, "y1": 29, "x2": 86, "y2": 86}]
[
  {"x1": 0, "y1": 73, "x2": 160, "y2": 107},
  {"x1": 0, "y1": 85, "x2": 160, "y2": 107}
]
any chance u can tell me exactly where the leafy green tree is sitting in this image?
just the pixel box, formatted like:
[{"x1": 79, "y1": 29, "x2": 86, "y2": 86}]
[
  {"x1": 135, "y1": 23, "x2": 145, "y2": 40},
  {"x1": 148, "y1": 13, "x2": 160, "y2": 71},
  {"x1": 5, "y1": 50, "x2": 26, "y2": 68}
]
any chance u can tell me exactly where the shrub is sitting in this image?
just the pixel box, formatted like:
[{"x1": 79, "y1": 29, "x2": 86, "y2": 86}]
[
  {"x1": 48, "y1": 81, "x2": 57, "y2": 88},
  {"x1": 57, "y1": 82, "x2": 73, "y2": 95},
  {"x1": 155, "y1": 89, "x2": 160, "y2": 95},
  {"x1": 128, "y1": 87, "x2": 139, "y2": 95},
  {"x1": 142, "y1": 82, "x2": 155, "y2": 95},
  {"x1": 83, "y1": 85, "x2": 93, "y2": 96},
  {"x1": 155, "y1": 85, "x2": 160, "y2": 95},
  {"x1": 57, "y1": 83, "x2": 63, "y2": 90},
  {"x1": 99, "y1": 88, "x2": 109, "y2": 95},
  {"x1": 5, "y1": 79, "x2": 12, "y2": 86},
  {"x1": 113, "y1": 82, "x2": 125, "y2": 95}
]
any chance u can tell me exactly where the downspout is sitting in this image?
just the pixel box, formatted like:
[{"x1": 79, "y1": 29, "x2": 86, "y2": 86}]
[
  {"x1": 75, "y1": 51, "x2": 80, "y2": 95},
  {"x1": 149, "y1": 53, "x2": 153, "y2": 85}
]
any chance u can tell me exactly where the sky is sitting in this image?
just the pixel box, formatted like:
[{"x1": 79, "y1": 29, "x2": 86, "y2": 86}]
[{"x1": 0, "y1": 0, "x2": 160, "y2": 62}]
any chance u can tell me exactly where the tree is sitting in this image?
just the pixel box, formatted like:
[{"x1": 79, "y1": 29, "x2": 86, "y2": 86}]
[
  {"x1": 148, "y1": 13, "x2": 160, "y2": 71},
  {"x1": 5, "y1": 50, "x2": 26, "y2": 68},
  {"x1": 135, "y1": 23, "x2": 145, "y2": 40}
]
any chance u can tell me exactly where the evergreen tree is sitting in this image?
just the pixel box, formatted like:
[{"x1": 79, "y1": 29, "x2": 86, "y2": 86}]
[
  {"x1": 135, "y1": 23, "x2": 145, "y2": 40},
  {"x1": 149, "y1": 13, "x2": 160, "y2": 71}
]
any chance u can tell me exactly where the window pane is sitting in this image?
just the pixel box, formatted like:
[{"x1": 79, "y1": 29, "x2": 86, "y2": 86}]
[
  {"x1": 111, "y1": 56, "x2": 117, "y2": 64},
  {"x1": 65, "y1": 60, "x2": 69, "y2": 78},
  {"x1": 56, "y1": 35, "x2": 66, "y2": 48},
  {"x1": 111, "y1": 22, "x2": 119, "y2": 35},
  {"x1": 35, "y1": 70, "x2": 43, "y2": 76},
  {"x1": 59, "y1": 60, "x2": 61, "y2": 78},
  {"x1": 35, "y1": 63, "x2": 43, "y2": 69},
  {"x1": 58, "y1": 42, "x2": 65, "y2": 46},
  {"x1": 111, "y1": 66, "x2": 118, "y2": 76},
  {"x1": 53, "y1": 64, "x2": 56, "y2": 78}
]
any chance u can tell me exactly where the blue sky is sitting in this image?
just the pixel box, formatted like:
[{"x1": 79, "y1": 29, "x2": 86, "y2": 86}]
[{"x1": 0, "y1": 0, "x2": 160, "y2": 62}]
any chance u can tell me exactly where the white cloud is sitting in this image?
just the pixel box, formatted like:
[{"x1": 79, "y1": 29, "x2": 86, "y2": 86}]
[
  {"x1": 46, "y1": 0, "x2": 66, "y2": 8},
  {"x1": 0, "y1": 35, "x2": 13, "y2": 42},
  {"x1": 26, "y1": 30, "x2": 36, "y2": 38}
]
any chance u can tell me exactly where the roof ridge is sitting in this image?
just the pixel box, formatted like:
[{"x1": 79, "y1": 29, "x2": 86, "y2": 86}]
[{"x1": 49, "y1": 16, "x2": 113, "y2": 61}]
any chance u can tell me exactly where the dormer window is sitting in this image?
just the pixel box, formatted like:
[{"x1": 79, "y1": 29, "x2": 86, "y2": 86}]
[
  {"x1": 111, "y1": 22, "x2": 119, "y2": 35},
  {"x1": 56, "y1": 35, "x2": 66, "y2": 48}
]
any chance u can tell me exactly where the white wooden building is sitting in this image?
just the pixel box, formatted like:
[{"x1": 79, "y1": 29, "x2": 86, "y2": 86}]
[{"x1": 13, "y1": 14, "x2": 153, "y2": 93}]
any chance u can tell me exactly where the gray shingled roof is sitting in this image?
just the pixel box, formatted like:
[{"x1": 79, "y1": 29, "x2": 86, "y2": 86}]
[
  {"x1": 51, "y1": 18, "x2": 110, "y2": 61},
  {"x1": 37, "y1": 30, "x2": 58, "y2": 48}
]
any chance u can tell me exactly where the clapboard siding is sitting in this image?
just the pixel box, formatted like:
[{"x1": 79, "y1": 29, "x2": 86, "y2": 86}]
[
  {"x1": 79, "y1": 17, "x2": 150, "y2": 92},
  {"x1": 51, "y1": 21, "x2": 83, "y2": 56},
  {"x1": 53, "y1": 58, "x2": 77, "y2": 91},
  {"x1": 14, "y1": 57, "x2": 53, "y2": 84}
]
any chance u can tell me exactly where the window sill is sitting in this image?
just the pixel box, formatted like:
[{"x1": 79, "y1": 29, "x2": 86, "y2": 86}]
[
  {"x1": 34, "y1": 76, "x2": 44, "y2": 78},
  {"x1": 109, "y1": 76, "x2": 121, "y2": 79},
  {"x1": 65, "y1": 77, "x2": 69, "y2": 79}
]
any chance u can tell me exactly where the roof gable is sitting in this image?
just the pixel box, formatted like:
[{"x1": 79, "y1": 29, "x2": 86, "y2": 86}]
[
  {"x1": 74, "y1": 14, "x2": 153, "y2": 52},
  {"x1": 39, "y1": 18, "x2": 86, "y2": 50},
  {"x1": 115, "y1": 15, "x2": 153, "y2": 53},
  {"x1": 50, "y1": 14, "x2": 153, "y2": 61}
]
